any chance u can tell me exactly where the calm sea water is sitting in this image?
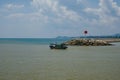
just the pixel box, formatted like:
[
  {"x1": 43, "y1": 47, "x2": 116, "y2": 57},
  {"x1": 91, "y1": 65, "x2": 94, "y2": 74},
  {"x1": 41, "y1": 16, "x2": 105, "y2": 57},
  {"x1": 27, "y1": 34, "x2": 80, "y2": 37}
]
[{"x1": 0, "y1": 38, "x2": 120, "y2": 80}]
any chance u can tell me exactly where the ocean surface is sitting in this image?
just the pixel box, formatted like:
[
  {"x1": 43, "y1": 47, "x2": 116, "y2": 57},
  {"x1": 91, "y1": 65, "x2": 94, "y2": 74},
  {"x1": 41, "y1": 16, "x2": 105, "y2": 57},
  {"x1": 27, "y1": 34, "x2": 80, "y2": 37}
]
[{"x1": 0, "y1": 38, "x2": 120, "y2": 80}]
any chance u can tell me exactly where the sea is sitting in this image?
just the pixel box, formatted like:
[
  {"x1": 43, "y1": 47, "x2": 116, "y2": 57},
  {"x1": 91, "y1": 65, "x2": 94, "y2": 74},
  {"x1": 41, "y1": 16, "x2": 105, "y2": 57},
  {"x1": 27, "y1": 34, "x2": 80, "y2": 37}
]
[{"x1": 0, "y1": 38, "x2": 120, "y2": 80}]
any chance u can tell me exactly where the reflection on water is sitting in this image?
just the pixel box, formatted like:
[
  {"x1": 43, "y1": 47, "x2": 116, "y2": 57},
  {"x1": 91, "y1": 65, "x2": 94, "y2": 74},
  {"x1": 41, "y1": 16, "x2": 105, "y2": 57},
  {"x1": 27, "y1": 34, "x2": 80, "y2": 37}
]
[{"x1": 0, "y1": 43, "x2": 120, "y2": 80}]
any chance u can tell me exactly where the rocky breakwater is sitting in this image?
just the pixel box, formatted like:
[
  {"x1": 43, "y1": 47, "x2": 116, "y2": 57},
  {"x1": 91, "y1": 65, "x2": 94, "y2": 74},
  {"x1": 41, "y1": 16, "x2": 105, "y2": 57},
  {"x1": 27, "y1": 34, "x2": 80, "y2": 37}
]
[{"x1": 64, "y1": 39, "x2": 112, "y2": 46}]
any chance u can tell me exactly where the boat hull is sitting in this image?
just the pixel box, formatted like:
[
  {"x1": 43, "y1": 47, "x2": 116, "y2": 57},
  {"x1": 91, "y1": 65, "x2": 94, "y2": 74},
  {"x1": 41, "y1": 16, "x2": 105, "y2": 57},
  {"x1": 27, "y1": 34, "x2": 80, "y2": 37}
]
[{"x1": 49, "y1": 44, "x2": 68, "y2": 49}]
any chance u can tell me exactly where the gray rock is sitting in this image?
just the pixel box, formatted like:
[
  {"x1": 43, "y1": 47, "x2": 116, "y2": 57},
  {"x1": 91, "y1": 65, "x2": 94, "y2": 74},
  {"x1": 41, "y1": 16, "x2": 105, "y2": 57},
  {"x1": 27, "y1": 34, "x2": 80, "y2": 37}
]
[{"x1": 64, "y1": 39, "x2": 112, "y2": 46}]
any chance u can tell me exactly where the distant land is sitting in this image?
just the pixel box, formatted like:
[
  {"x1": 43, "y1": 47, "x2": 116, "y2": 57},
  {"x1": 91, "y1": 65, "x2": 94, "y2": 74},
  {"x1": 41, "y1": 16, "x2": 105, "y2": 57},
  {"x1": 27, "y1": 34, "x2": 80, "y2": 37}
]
[{"x1": 56, "y1": 33, "x2": 120, "y2": 39}]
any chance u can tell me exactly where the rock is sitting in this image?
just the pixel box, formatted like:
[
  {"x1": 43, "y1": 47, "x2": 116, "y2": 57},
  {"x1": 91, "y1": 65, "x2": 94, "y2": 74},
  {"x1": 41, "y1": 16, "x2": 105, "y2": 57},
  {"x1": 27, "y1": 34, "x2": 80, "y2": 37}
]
[{"x1": 64, "y1": 39, "x2": 112, "y2": 46}]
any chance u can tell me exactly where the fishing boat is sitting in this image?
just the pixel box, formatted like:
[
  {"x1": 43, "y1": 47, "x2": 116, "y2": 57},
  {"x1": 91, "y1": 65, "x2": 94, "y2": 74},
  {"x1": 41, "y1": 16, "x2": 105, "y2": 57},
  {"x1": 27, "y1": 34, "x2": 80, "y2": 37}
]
[{"x1": 49, "y1": 43, "x2": 68, "y2": 49}]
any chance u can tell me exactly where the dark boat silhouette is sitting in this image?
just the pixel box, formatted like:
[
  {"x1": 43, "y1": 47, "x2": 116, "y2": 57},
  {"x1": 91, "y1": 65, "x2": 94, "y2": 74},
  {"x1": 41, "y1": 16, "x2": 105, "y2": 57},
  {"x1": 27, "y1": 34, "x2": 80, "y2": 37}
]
[{"x1": 49, "y1": 43, "x2": 68, "y2": 49}]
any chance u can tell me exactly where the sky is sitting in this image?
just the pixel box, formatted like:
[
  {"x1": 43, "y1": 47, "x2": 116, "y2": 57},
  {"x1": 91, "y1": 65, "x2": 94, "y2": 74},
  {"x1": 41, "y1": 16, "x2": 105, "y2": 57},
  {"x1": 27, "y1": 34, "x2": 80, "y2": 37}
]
[{"x1": 0, "y1": 0, "x2": 120, "y2": 38}]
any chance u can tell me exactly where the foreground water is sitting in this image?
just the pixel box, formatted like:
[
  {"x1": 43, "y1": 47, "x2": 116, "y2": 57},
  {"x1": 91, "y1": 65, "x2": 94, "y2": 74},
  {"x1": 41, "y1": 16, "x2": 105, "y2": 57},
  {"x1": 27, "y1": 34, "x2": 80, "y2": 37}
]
[{"x1": 0, "y1": 39, "x2": 120, "y2": 80}]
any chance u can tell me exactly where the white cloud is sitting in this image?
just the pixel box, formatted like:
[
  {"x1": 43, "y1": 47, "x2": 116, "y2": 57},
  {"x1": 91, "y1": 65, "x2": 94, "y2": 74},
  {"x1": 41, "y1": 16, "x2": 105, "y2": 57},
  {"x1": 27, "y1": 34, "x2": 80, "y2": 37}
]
[
  {"x1": 31, "y1": 0, "x2": 81, "y2": 23},
  {"x1": 1, "y1": 0, "x2": 120, "y2": 37},
  {"x1": 7, "y1": 13, "x2": 24, "y2": 18},
  {"x1": 2, "y1": 0, "x2": 81, "y2": 25},
  {"x1": 111, "y1": 1, "x2": 120, "y2": 16},
  {"x1": 6, "y1": 12, "x2": 48, "y2": 23},
  {"x1": 84, "y1": 0, "x2": 120, "y2": 25},
  {"x1": 4, "y1": 4, "x2": 24, "y2": 10}
]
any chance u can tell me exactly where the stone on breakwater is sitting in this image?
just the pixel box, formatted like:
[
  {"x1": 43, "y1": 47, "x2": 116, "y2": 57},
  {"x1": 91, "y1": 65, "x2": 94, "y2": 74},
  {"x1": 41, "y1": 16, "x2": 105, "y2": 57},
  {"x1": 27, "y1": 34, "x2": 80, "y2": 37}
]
[{"x1": 64, "y1": 39, "x2": 112, "y2": 46}]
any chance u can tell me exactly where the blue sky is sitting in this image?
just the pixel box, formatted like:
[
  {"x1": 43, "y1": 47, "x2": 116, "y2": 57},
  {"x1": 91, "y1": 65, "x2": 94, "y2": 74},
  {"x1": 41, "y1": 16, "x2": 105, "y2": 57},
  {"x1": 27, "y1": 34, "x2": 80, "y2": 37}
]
[{"x1": 0, "y1": 0, "x2": 120, "y2": 38}]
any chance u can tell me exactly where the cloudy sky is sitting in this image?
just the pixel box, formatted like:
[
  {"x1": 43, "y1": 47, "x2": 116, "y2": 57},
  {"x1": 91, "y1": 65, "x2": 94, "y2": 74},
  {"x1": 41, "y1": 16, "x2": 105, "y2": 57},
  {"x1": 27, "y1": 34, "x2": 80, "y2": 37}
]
[{"x1": 0, "y1": 0, "x2": 120, "y2": 38}]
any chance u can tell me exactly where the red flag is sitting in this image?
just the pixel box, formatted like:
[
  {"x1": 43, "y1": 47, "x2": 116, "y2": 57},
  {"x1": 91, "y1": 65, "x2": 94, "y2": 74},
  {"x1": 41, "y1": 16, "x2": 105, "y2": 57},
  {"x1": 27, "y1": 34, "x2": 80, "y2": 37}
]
[{"x1": 84, "y1": 30, "x2": 88, "y2": 34}]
